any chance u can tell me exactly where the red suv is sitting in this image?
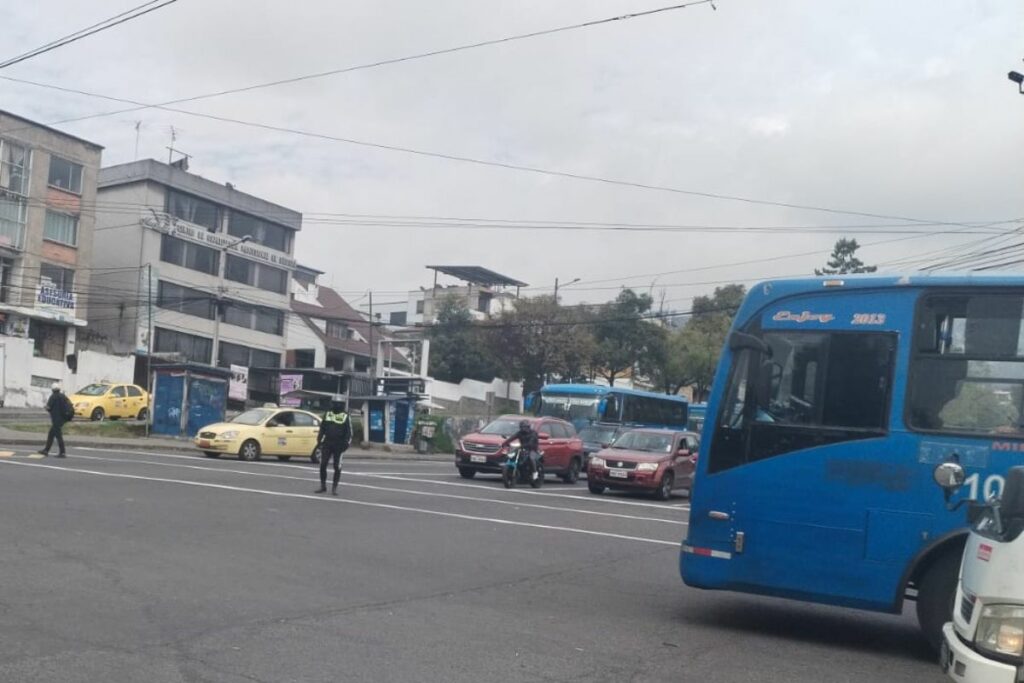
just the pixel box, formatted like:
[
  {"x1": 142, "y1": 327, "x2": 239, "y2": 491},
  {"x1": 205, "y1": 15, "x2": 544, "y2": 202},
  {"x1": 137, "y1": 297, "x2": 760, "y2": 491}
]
[
  {"x1": 455, "y1": 415, "x2": 585, "y2": 484},
  {"x1": 587, "y1": 429, "x2": 699, "y2": 500}
]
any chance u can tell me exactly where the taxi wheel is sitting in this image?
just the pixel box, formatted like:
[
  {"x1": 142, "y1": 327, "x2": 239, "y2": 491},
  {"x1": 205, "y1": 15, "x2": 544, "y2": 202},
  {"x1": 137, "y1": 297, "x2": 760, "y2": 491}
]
[
  {"x1": 239, "y1": 440, "x2": 262, "y2": 462},
  {"x1": 277, "y1": 456, "x2": 292, "y2": 462},
  {"x1": 137, "y1": 408, "x2": 149, "y2": 422},
  {"x1": 203, "y1": 451, "x2": 220, "y2": 459},
  {"x1": 656, "y1": 472, "x2": 675, "y2": 501},
  {"x1": 90, "y1": 407, "x2": 105, "y2": 422},
  {"x1": 310, "y1": 446, "x2": 322, "y2": 464}
]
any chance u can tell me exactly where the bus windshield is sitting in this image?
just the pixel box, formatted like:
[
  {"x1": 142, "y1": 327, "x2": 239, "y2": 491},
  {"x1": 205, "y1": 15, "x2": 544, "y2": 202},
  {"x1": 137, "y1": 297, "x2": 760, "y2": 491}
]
[{"x1": 536, "y1": 394, "x2": 600, "y2": 422}]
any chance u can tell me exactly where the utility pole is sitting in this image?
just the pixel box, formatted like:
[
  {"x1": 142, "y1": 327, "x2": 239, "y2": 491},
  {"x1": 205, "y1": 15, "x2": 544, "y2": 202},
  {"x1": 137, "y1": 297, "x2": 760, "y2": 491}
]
[
  {"x1": 368, "y1": 290, "x2": 375, "y2": 382},
  {"x1": 211, "y1": 235, "x2": 252, "y2": 367},
  {"x1": 145, "y1": 262, "x2": 153, "y2": 437},
  {"x1": 554, "y1": 277, "x2": 580, "y2": 304}
]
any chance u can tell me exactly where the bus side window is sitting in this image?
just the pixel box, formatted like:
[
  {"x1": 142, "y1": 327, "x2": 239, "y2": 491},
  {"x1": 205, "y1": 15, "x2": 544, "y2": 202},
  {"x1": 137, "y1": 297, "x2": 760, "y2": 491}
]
[{"x1": 602, "y1": 395, "x2": 619, "y2": 421}]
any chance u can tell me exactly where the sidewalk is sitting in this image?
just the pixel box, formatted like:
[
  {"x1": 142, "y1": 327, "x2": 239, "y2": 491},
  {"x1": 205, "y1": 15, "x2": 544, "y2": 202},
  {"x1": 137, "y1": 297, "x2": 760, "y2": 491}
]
[{"x1": 0, "y1": 425, "x2": 452, "y2": 462}]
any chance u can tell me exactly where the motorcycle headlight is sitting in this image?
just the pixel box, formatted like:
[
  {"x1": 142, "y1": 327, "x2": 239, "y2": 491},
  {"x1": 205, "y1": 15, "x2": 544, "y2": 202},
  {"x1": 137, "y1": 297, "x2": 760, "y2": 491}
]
[
  {"x1": 590, "y1": 457, "x2": 606, "y2": 468},
  {"x1": 219, "y1": 431, "x2": 240, "y2": 440},
  {"x1": 636, "y1": 462, "x2": 659, "y2": 472},
  {"x1": 976, "y1": 604, "x2": 1024, "y2": 661}
]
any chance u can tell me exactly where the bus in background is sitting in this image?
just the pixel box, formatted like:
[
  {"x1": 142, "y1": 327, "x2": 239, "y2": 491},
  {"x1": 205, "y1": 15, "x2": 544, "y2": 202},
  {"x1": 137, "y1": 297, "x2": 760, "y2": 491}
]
[
  {"x1": 681, "y1": 275, "x2": 1024, "y2": 650},
  {"x1": 687, "y1": 403, "x2": 707, "y2": 433},
  {"x1": 529, "y1": 384, "x2": 688, "y2": 433}
]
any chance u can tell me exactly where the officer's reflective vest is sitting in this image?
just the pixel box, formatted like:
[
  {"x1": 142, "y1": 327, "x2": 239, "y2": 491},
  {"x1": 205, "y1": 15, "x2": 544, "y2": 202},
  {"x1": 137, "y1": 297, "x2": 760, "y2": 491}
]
[{"x1": 325, "y1": 411, "x2": 348, "y2": 424}]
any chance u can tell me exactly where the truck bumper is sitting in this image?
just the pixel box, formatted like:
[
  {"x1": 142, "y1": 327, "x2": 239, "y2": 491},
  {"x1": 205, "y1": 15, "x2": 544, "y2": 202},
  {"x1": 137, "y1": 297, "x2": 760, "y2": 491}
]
[{"x1": 941, "y1": 623, "x2": 1020, "y2": 683}]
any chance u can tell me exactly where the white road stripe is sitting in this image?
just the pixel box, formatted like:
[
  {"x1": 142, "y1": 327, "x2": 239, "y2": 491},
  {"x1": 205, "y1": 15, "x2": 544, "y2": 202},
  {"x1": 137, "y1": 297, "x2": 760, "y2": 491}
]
[
  {"x1": 71, "y1": 447, "x2": 692, "y2": 511},
  {"x1": 0, "y1": 460, "x2": 679, "y2": 547},
  {"x1": 65, "y1": 454, "x2": 688, "y2": 526}
]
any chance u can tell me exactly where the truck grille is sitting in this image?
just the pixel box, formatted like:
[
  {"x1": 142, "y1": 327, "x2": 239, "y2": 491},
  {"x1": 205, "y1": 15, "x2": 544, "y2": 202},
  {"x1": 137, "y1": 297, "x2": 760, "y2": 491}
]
[
  {"x1": 463, "y1": 442, "x2": 498, "y2": 455},
  {"x1": 960, "y1": 594, "x2": 976, "y2": 623}
]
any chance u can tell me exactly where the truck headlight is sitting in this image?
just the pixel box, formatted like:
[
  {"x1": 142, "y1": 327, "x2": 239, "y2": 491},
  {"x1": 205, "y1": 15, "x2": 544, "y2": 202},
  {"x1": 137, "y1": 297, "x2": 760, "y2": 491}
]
[
  {"x1": 590, "y1": 457, "x2": 606, "y2": 468},
  {"x1": 636, "y1": 462, "x2": 659, "y2": 472},
  {"x1": 976, "y1": 604, "x2": 1024, "y2": 661}
]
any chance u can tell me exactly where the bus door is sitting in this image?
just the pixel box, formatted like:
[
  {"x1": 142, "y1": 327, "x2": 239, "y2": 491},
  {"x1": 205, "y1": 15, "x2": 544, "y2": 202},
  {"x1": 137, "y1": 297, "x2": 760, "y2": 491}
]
[{"x1": 686, "y1": 293, "x2": 908, "y2": 610}]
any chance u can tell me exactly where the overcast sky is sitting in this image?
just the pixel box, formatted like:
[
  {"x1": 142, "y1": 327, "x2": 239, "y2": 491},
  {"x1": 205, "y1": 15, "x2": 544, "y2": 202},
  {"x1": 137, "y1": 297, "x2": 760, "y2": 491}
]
[{"x1": 2, "y1": 0, "x2": 1023, "y2": 310}]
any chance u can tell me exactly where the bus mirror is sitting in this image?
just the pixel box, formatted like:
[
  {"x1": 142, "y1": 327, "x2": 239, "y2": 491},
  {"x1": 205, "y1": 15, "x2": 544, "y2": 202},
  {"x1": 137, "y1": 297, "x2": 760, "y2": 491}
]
[
  {"x1": 729, "y1": 332, "x2": 772, "y2": 358},
  {"x1": 933, "y1": 461, "x2": 965, "y2": 492}
]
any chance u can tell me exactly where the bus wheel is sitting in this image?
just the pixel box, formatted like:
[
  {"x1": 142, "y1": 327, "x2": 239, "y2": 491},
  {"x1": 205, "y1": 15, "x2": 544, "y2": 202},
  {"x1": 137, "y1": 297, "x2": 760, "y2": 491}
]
[{"x1": 916, "y1": 551, "x2": 960, "y2": 652}]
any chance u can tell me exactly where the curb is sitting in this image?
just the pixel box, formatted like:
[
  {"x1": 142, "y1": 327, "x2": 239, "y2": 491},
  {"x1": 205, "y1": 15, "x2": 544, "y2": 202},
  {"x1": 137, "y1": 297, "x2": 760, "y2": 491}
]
[{"x1": 0, "y1": 437, "x2": 452, "y2": 462}]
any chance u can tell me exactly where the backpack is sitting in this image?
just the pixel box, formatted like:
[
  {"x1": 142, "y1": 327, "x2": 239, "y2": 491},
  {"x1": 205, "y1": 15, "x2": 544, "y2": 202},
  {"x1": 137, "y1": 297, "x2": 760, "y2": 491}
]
[{"x1": 62, "y1": 395, "x2": 75, "y2": 421}]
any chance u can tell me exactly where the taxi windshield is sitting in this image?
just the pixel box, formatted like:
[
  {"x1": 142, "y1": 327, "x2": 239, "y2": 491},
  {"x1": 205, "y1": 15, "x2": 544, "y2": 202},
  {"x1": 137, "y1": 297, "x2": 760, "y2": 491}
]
[
  {"x1": 231, "y1": 409, "x2": 275, "y2": 426},
  {"x1": 76, "y1": 384, "x2": 110, "y2": 396}
]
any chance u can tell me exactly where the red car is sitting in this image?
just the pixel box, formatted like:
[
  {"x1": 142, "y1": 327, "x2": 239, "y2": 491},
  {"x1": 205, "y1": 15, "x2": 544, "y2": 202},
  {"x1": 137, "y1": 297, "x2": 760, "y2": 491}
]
[
  {"x1": 587, "y1": 429, "x2": 699, "y2": 500},
  {"x1": 455, "y1": 415, "x2": 585, "y2": 484}
]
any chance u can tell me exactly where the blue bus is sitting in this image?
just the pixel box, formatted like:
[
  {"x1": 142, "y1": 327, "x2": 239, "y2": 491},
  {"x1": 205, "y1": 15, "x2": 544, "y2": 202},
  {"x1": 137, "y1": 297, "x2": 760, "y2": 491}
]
[
  {"x1": 680, "y1": 275, "x2": 1024, "y2": 648},
  {"x1": 687, "y1": 403, "x2": 707, "y2": 433},
  {"x1": 530, "y1": 383, "x2": 688, "y2": 433}
]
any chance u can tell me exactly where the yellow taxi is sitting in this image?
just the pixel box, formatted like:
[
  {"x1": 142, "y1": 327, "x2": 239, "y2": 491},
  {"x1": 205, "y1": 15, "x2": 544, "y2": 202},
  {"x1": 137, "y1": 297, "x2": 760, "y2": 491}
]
[
  {"x1": 194, "y1": 406, "x2": 323, "y2": 462},
  {"x1": 71, "y1": 383, "x2": 150, "y2": 421}
]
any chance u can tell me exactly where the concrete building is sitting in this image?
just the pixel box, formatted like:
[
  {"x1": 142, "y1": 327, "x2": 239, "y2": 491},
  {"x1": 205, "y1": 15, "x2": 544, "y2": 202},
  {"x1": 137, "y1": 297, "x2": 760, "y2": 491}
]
[
  {"x1": 0, "y1": 110, "x2": 127, "y2": 407},
  {"x1": 90, "y1": 159, "x2": 300, "y2": 381},
  {"x1": 362, "y1": 265, "x2": 525, "y2": 326}
]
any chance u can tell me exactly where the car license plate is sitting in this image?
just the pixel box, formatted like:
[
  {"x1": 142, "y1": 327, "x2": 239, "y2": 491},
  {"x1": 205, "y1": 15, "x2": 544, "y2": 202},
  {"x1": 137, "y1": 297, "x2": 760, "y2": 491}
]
[
  {"x1": 609, "y1": 469, "x2": 628, "y2": 479},
  {"x1": 470, "y1": 455, "x2": 487, "y2": 463},
  {"x1": 198, "y1": 440, "x2": 211, "y2": 448}
]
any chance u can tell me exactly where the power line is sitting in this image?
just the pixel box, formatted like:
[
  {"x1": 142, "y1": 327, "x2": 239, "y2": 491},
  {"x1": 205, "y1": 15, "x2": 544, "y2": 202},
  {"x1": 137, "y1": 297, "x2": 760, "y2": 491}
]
[
  {"x1": 3, "y1": 1, "x2": 714, "y2": 125},
  {"x1": 0, "y1": 1, "x2": 180, "y2": 70},
  {"x1": 0, "y1": 74, "x2": 992, "y2": 228}
]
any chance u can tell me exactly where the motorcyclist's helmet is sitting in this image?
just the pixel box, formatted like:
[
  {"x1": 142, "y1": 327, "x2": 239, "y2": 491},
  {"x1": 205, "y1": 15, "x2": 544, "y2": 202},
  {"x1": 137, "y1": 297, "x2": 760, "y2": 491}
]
[{"x1": 519, "y1": 420, "x2": 531, "y2": 431}]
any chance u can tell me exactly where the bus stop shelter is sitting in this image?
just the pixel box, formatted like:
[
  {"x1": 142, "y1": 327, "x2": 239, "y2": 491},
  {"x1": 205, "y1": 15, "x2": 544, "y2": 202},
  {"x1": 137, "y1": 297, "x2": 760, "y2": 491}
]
[{"x1": 150, "y1": 364, "x2": 231, "y2": 438}]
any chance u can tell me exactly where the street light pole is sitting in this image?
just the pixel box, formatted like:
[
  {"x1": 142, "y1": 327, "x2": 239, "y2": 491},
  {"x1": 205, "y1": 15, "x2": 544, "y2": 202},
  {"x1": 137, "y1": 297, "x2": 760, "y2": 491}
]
[
  {"x1": 554, "y1": 277, "x2": 580, "y2": 303},
  {"x1": 211, "y1": 234, "x2": 251, "y2": 367}
]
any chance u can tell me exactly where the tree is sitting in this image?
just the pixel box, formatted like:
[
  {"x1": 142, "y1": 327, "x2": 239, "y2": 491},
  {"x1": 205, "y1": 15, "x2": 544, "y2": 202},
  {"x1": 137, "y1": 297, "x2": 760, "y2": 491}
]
[
  {"x1": 428, "y1": 295, "x2": 496, "y2": 383},
  {"x1": 647, "y1": 326, "x2": 695, "y2": 395},
  {"x1": 675, "y1": 284, "x2": 747, "y2": 401},
  {"x1": 485, "y1": 295, "x2": 595, "y2": 393},
  {"x1": 590, "y1": 289, "x2": 662, "y2": 386},
  {"x1": 815, "y1": 238, "x2": 878, "y2": 275}
]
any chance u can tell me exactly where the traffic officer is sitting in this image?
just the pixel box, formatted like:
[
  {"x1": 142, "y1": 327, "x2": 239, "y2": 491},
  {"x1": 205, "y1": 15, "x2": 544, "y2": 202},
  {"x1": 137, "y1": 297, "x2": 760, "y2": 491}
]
[{"x1": 315, "y1": 396, "x2": 352, "y2": 495}]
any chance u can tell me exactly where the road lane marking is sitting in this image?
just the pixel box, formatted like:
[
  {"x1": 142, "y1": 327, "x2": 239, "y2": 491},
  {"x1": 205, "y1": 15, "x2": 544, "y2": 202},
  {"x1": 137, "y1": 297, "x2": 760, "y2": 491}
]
[
  {"x1": 71, "y1": 447, "x2": 692, "y2": 511},
  {"x1": 0, "y1": 460, "x2": 679, "y2": 547},
  {"x1": 60, "y1": 454, "x2": 688, "y2": 526}
]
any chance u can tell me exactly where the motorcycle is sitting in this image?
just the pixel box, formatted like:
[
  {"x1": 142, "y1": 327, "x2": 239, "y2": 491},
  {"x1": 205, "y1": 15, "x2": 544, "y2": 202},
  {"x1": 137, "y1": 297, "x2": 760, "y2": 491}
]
[{"x1": 502, "y1": 440, "x2": 544, "y2": 489}]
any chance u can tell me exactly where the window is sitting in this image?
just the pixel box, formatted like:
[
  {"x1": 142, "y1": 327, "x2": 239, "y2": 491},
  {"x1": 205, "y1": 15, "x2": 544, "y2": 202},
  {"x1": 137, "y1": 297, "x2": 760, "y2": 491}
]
[
  {"x1": 223, "y1": 301, "x2": 253, "y2": 328},
  {"x1": 326, "y1": 321, "x2": 347, "y2": 339},
  {"x1": 40, "y1": 263, "x2": 74, "y2": 291},
  {"x1": 127, "y1": 386, "x2": 143, "y2": 398},
  {"x1": 389, "y1": 311, "x2": 407, "y2": 326},
  {"x1": 0, "y1": 139, "x2": 29, "y2": 196},
  {"x1": 415, "y1": 300, "x2": 425, "y2": 315},
  {"x1": 909, "y1": 294, "x2": 1024, "y2": 436},
  {"x1": 111, "y1": 386, "x2": 127, "y2": 398},
  {"x1": 219, "y1": 300, "x2": 283, "y2": 336},
  {"x1": 0, "y1": 257, "x2": 12, "y2": 302},
  {"x1": 224, "y1": 254, "x2": 287, "y2": 294},
  {"x1": 294, "y1": 349, "x2": 315, "y2": 368},
  {"x1": 166, "y1": 190, "x2": 221, "y2": 231},
  {"x1": 253, "y1": 307, "x2": 283, "y2": 335},
  {"x1": 47, "y1": 156, "x2": 82, "y2": 194},
  {"x1": 708, "y1": 330, "x2": 896, "y2": 473},
  {"x1": 229, "y1": 211, "x2": 291, "y2": 252},
  {"x1": 31, "y1": 375, "x2": 60, "y2": 388},
  {"x1": 43, "y1": 211, "x2": 78, "y2": 246},
  {"x1": 0, "y1": 194, "x2": 27, "y2": 250},
  {"x1": 160, "y1": 235, "x2": 219, "y2": 275},
  {"x1": 217, "y1": 341, "x2": 281, "y2": 369},
  {"x1": 293, "y1": 412, "x2": 317, "y2": 427},
  {"x1": 29, "y1": 320, "x2": 67, "y2": 361},
  {"x1": 154, "y1": 327, "x2": 212, "y2": 364},
  {"x1": 158, "y1": 281, "x2": 214, "y2": 320}
]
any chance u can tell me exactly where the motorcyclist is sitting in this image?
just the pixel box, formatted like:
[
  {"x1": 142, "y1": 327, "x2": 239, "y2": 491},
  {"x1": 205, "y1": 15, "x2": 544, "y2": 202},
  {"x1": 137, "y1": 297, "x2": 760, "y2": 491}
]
[{"x1": 502, "y1": 419, "x2": 541, "y2": 481}]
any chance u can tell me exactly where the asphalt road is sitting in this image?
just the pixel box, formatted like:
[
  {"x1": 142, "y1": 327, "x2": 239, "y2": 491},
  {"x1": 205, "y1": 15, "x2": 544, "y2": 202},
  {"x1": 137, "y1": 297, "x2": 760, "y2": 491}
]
[{"x1": 0, "y1": 445, "x2": 946, "y2": 682}]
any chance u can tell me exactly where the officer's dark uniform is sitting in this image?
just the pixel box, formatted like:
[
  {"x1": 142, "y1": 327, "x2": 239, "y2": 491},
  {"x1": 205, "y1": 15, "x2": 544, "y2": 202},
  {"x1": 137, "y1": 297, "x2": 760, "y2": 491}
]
[{"x1": 315, "y1": 402, "x2": 352, "y2": 495}]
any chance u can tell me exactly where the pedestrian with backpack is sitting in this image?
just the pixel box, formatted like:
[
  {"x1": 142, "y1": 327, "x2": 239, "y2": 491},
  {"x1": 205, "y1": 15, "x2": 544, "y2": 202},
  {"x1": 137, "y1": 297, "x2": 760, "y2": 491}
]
[{"x1": 39, "y1": 383, "x2": 74, "y2": 458}]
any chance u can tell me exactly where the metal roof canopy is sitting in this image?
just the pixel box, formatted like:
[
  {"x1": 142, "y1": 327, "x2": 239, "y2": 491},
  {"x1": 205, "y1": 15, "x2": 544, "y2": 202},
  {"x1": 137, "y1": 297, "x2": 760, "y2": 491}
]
[{"x1": 426, "y1": 265, "x2": 527, "y2": 288}]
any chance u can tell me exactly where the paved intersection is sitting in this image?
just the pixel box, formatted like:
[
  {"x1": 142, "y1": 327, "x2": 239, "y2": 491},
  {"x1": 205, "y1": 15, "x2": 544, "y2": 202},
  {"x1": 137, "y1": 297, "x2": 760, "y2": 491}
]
[{"x1": 0, "y1": 446, "x2": 943, "y2": 682}]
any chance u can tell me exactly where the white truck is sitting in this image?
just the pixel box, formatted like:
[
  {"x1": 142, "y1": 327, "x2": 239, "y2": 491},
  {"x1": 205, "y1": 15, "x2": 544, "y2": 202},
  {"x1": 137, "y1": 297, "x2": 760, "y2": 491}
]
[{"x1": 934, "y1": 462, "x2": 1024, "y2": 682}]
